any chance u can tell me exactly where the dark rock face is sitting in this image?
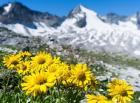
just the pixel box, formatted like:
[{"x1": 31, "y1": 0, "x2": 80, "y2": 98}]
[
  {"x1": 76, "y1": 16, "x2": 87, "y2": 28},
  {"x1": 0, "y1": 7, "x2": 4, "y2": 14},
  {"x1": 0, "y1": 2, "x2": 63, "y2": 28},
  {"x1": 68, "y1": 5, "x2": 83, "y2": 18},
  {"x1": 67, "y1": 5, "x2": 87, "y2": 28},
  {"x1": 137, "y1": 12, "x2": 140, "y2": 29}
]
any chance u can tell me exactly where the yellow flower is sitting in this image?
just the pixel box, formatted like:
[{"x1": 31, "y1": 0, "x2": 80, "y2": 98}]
[
  {"x1": 108, "y1": 79, "x2": 127, "y2": 89},
  {"x1": 47, "y1": 62, "x2": 70, "y2": 84},
  {"x1": 70, "y1": 64, "x2": 92, "y2": 88},
  {"x1": 18, "y1": 51, "x2": 31, "y2": 58},
  {"x1": 57, "y1": 63, "x2": 70, "y2": 82},
  {"x1": 47, "y1": 63, "x2": 58, "y2": 74},
  {"x1": 3, "y1": 54, "x2": 21, "y2": 69},
  {"x1": 17, "y1": 61, "x2": 31, "y2": 75},
  {"x1": 86, "y1": 94, "x2": 111, "y2": 103},
  {"x1": 31, "y1": 51, "x2": 53, "y2": 72},
  {"x1": 108, "y1": 79, "x2": 134, "y2": 103},
  {"x1": 21, "y1": 71, "x2": 55, "y2": 96}
]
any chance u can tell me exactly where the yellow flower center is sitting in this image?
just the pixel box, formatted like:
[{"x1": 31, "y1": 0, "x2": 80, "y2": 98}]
[
  {"x1": 121, "y1": 91, "x2": 128, "y2": 96},
  {"x1": 38, "y1": 58, "x2": 46, "y2": 64},
  {"x1": 36, "y1": 78, "x2": 47, "y2": 85},
  {"x1": 11, "y1": 60, "x2": 18, "y2": 65},
  {"x1": 77, "y1": 71, "x2": 86, "y2": 81},
  {"x1": 22, "y1": 65, "x2": 27, "y2": 70}
]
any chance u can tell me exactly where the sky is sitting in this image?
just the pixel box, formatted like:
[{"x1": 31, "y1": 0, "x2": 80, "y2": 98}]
[{"x1": 0, "y1": 0, "x2": 140, "y2": 16}]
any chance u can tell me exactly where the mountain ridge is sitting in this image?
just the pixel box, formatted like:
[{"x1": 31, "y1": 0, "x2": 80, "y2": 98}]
[
  {"x1": 0, "y1": 2, "x2": 63, "y2": 28},
  {"x1": 0, "y1": 2, "x2": 139, "y2": 29}
]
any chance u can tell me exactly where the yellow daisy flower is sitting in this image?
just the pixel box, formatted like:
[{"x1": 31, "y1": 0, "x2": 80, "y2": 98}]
[
  {"x1": 18, "y1": 51, "x2": 31, "y2": 58},
  {"x1": 86, "y1": 94, "x2": 111, "y2": 103},
  {"x1": 70, "y1": 64, "x2": 92, "y2": 88},
  {"x1": 31, "y1": 51, "x2": 53, "y2": 72},
  {"x1": 57, "y1": 63, "x2": 70, "y2": 82},
  {"x1": 108, "y1": 79, "x2": 127, "y2": 89},
  {"x1": 17, "y1": 61, "x2": 31, "y2": 75},
  {"x1": 108, "y1": 79, "x2": 134, "y2": 103},
  {"x1": 3, "y1": 54, "x2": 21, "y2": 70},
  {"x1": 21, "y1": 71, "x2": 55, "y2": 96},
  {"x1": 47, "y1": 62, "x2": 70, "y2": 84}
]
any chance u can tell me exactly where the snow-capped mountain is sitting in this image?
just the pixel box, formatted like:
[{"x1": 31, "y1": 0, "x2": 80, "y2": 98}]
[
  {"x1": 55, "y1": 5, "x2": 140, "y2": 57},
  {"x1": 1, "y1": 2, "x2": 140, "y2": 57}
]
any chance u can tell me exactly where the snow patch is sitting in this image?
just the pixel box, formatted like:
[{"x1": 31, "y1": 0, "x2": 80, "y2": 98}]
[
  {"x1": 134, "y1": 50, "x2": 140, "y2": 55},
  {"x1": 0, "y1": 47, "x2": 17, "y2": 53},
  {"x1": 118, "y1": 67, "x2": 140, "y2": 91},
  {"x1": 4, "y1": 3, "x2": 12, "y2": 13}
]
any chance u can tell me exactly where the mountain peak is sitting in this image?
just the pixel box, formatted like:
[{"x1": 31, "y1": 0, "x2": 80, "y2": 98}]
[
  {"x1": 2, "y1": 2, "x2": 32, "y2": 14},
  {"x1": 75, "y1": 4, "x2": 86, "y2": 10},
  {"x1": 2, "y1": 3, "x2": 12, "y2": 13},
  {"x1": 0, "y1": 2, "x2": 63, "y2": 28},
  {"x1": 69, "y1": 4, "x2": 97, "y2": 17},
  {"x1": 72, "y1": 4, "x2": 88, "y2": 14}
]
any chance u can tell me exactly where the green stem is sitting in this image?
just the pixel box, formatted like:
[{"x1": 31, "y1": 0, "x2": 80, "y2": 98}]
[
  {"x1": 5, "y1": 76, "x2": 10, "y2": 93},
  {"x1": 56, "y1": 79, "x2": 62, "y2": 103}
]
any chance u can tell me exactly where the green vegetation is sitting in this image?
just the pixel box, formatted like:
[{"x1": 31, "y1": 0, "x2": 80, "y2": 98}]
[
  {"x1": 79, "y1": 50, "x2": 140, "y2": 69},
  {"x1": 0, "y1": 45, "x2": 140, "y2": 103}
]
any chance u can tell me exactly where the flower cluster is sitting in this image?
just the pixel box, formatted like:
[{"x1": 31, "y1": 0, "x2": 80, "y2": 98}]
[
  {"x1": 86, "y1": 79, "x2": 134, "y2": 103},
  {"x1": 3, "y1": 51, "x2": 134, "y2": 103}
]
